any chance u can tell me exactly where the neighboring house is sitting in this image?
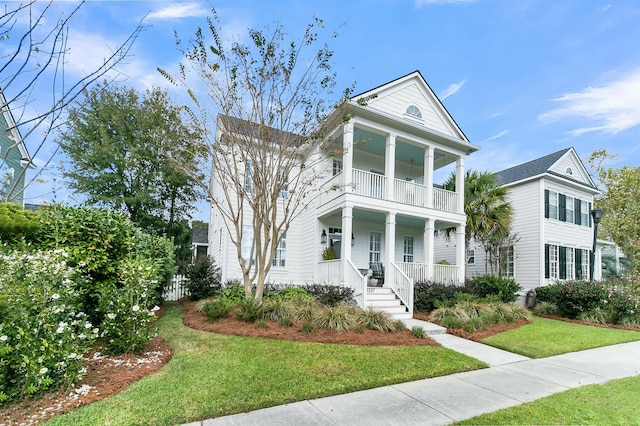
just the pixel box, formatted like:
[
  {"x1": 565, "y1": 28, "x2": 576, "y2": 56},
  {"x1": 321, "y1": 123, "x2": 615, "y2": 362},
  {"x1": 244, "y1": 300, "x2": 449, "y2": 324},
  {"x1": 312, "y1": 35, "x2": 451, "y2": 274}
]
[
  {"x1": 209, "y1": 71, "x2": 479, "y2": 317},
  {"x1": 459, "y1": 148, "x2": 603, "y2": 293},
  {"x1": 192, "y1": 224, "x2": 209, "y2": 260},
  {"x1": 1, "y1": 91, "x2": 33, "y2": 206}
]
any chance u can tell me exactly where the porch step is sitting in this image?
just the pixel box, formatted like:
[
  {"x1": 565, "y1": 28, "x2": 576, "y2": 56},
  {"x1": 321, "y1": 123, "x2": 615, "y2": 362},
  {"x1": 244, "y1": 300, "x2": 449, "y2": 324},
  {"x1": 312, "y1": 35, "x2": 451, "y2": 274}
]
[{"x1": 365, "y1": 286, "x2": 410, "y2": 320}]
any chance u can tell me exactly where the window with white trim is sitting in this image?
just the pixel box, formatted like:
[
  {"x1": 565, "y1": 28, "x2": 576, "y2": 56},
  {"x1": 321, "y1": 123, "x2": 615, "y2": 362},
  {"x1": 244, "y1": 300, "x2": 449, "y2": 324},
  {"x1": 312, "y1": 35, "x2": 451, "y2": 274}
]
[
  {"x1": 565, "y1": 196, "x2": 575, "y2": 224},
  {"x1": 241, "y1": 225, "x2": 254, "y2": 266},
  {"x1": 566, "y1": 247, "x2": 575, "y2": 280},
  {"x1": 405, "y1": 105, "x2": 422, "y2": 119},
  {"x1": 403, "y1": 236, "x2": 414, "y2": 263},
  {"x1": 466, "y1": 249, "x2": 475, "y2": 265},
  {"x1": 369, "y1": 232, "x2": 381, "y2": 263},
  {"x1": 500, "y1": 246, "x2": 514, "y2": 278},
  {"x1": 580, "y1": 200, "x2": 589, "y2": 226},
  {"x1": 548, "y1": 191, "x2": 558, "y2": 220},
  {"x1": 272, "y1": 232, "x2": 286, "y2": 268},
  {"x1": 332, "y1": 159, "x2": 342, "y2": 176},
  {"x1": 244, "y1": 160, "x2": 255, "y2": 194}
]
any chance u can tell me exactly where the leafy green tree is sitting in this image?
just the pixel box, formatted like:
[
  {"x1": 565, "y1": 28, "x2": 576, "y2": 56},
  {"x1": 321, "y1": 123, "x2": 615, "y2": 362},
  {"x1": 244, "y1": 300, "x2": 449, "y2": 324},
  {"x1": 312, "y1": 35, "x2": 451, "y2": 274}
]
[
  {"x1": 588, "y1": 149, "x2": 640, "y2": 277},
  {"x1": 1, "y1": 2, "x2": 144, "y2": 202},
  {"x1": 444, "y1": 170, "x2": 513, "y2": 274},
  {"x1": 58, "y1": 83, "x2": 205, "y2": 262}
]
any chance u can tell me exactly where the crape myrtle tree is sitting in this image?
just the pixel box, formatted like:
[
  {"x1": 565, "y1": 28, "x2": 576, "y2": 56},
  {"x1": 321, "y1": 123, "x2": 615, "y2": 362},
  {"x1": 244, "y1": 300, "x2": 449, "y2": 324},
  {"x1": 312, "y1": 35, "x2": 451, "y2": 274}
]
[
  {"x1": 161, "y1": 12, "x2": 357, "y2": 301},
  {"x1": 588, "y1": 149, "x2": 640, "y2": 280},
  {"x1": 0, "y1": 1, "x2": 144, "y2": 201},
  {"x1": 443, "y1": 170, "x2": 514, "y2": 275},
  {"x1": 58, "y1": 83, "x2": 206, "y2": 263}
]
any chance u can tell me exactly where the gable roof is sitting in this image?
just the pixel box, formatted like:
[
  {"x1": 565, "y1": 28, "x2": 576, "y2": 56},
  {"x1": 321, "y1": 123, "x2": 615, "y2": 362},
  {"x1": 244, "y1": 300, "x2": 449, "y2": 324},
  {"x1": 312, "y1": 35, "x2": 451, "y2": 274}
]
[
  {"x1": 351, "y1": 70, "x2": 474, "y2": 148},
  {"x1": 495, "y1": 147, "x2": 597, "y2": 190},
  {"x1": 0, "y1": 90, "x2": 31, "y2": 164}
]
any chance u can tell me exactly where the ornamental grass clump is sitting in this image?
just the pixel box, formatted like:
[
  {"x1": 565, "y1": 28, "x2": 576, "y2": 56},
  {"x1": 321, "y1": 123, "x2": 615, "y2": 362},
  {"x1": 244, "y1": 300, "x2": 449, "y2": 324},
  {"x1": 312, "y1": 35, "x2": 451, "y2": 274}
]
[
  {"x1": 313, "y1": 304, "x2": 358, "y2": 332},
  {"x1": 357, "y1": 308, "x2": 396, "y2": 332},
  {"x1": 430, "y1": 297, "x2": 531, "y2": 332},
  {"x1": 200, "y1": 298, "x2": 235, "y2": 321},
  {"x1": 0, "y1": 250, "x2": 98, "y2": 404}
]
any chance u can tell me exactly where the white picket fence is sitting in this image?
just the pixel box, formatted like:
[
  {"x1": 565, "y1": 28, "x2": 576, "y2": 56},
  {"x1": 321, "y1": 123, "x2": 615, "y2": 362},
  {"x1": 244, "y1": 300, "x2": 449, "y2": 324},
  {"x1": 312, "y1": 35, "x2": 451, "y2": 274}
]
[{"x1": 164, "y1": 274, "x2": 189, "y2": 301}]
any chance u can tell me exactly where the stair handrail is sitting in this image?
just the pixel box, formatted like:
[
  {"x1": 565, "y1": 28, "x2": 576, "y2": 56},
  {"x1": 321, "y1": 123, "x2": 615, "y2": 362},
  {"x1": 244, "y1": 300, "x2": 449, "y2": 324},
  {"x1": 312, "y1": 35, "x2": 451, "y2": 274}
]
[
  {"x1": 389, "y1": 262, "x2": 414, "y2": 316},
  {"x1": 346, "y1": 258, "x2": 366, "y2": 309}
]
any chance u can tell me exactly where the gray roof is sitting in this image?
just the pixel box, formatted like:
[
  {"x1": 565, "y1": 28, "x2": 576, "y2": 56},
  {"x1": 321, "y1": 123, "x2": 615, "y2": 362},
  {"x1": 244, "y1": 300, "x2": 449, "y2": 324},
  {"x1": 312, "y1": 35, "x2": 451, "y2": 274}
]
[
  {"x1": 495, "y1": 148, "x2": 572, "y2": 186},
  {"x1": 192, "y1": 225, "x2": 208, "y2": 244}
]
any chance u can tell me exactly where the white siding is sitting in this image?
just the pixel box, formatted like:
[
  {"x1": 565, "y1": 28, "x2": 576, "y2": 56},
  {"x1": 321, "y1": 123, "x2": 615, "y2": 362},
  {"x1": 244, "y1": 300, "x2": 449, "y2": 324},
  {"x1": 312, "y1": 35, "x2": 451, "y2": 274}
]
[
  {"x1": 367, "y1": 82, "x2": 456, "y2": 137},
  {"x1": 503, "y1": 180, "x2": 543, "y2": 290},
  {"x1": 549, "y1": 151, "x2": 592, "y2": 187}
]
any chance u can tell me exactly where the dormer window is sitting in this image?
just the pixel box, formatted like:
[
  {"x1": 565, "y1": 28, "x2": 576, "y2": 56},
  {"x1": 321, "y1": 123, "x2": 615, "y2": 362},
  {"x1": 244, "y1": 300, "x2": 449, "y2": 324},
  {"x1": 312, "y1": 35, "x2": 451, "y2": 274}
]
[
  {"x1": 405, "y1": 105, "x2": 422, "y2": 119},
  {"x1": 566, "y1": 167, "x2": 573, "y2": 175}
]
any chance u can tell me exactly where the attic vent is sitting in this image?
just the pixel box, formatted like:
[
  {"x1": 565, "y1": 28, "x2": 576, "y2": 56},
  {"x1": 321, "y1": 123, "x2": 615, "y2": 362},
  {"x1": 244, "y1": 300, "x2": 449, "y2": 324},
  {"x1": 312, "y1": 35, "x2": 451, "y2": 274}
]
[
  {"x1": 566, "y1": 167, "x2": 573, "y2": 175},
  {"x1": 405, "y1": 105, "x2": 422, "y2": 119}
]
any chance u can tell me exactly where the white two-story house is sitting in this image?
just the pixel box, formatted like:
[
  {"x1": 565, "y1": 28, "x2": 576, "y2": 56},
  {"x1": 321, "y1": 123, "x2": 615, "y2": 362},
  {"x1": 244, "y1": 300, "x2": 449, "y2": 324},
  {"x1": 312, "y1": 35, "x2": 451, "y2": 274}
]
[
  {"x1": 463, "y1": 147, "x2": 601, "y2": 293},
  {"x1": 209, "y1": 71, "x2": 479, "y2": 317}
]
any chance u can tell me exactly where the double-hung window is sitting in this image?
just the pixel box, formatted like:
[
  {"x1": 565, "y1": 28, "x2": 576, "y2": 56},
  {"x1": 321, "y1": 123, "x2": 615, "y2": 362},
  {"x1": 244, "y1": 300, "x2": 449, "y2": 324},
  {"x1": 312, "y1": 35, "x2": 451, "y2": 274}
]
[
  {"x1": 272, "y1": 232, "x2": 286, "y2": 268},
  {"x1": 403, "y1": 236, "x2": 414, "y2": 263},
  {"x1": 369, "y1": 232, "x2": 381, "y2": 263}
]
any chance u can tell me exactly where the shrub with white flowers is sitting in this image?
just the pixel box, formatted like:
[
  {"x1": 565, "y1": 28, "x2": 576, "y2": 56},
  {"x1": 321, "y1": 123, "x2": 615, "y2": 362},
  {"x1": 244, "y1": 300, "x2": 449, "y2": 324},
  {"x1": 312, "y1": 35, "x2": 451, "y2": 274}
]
[
  {"x1": 98, "y1": 258, "x2": 160, "y2": 354},
  {"x1": 0, "y1": 250, "x2": 98, "y2": 404}
]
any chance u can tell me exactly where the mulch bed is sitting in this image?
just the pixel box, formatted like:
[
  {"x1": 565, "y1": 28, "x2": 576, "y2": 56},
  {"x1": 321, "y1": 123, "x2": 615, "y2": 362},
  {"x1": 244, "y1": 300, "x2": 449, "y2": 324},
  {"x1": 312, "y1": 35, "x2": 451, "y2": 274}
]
[{"x1": 180, "y1": 299, "x2": 440, "y2": 346}]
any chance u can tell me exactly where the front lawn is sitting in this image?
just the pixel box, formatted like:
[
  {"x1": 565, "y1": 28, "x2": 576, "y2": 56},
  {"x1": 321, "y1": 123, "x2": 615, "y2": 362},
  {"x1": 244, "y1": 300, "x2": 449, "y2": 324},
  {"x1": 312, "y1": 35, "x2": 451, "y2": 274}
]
[
  {"x1": 480, "y1": 316, "x2": 640, "y2": 358},
  {"x1": 45, "y1": 304, "x2": 486, "y2": 426},
  {"x1": 458, "y1": 375, "x2": 640, "y2": 425}
]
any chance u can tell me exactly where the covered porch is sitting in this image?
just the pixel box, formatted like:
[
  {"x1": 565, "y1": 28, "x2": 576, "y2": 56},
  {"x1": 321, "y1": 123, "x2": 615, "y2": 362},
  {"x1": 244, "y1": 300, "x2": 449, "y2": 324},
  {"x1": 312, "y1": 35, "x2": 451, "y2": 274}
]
[{"x1": 316, "y1": 208, "x2": 466, "y2": 318}]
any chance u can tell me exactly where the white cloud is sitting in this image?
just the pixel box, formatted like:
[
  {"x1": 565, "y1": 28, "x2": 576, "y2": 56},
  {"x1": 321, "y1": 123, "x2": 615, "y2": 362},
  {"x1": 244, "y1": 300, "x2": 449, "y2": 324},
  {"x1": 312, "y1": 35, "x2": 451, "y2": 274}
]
[
  {"x1": 147, "y1": 3, "x2": 209, "y2": 21},
  {"x1": 481, "y1": 130, "x2": 509, "y2": 143},
  {"x1": 415, "y1": 0, "x2": 475, "y2": 6},
  {"x1": 439, "y1": 79, "x2": 466, "y2": 100},
  {"x1": 539, "y1": 68, "x2": 640, "y2": 136}
]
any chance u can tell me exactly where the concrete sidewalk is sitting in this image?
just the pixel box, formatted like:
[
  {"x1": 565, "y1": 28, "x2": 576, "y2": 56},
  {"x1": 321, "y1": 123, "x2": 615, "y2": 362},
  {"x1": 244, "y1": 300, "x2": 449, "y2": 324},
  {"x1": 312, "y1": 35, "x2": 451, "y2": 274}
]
[{"x1": 184, "y1": 336, "x2": 640, "y2": 426}]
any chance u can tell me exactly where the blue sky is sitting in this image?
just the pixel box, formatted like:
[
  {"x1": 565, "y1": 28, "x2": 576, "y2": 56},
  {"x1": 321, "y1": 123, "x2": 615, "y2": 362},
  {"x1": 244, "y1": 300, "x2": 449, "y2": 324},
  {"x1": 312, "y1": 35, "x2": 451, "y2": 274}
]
[{"x1": 10, "y1": 0, "x2": 640, "y2": 221}]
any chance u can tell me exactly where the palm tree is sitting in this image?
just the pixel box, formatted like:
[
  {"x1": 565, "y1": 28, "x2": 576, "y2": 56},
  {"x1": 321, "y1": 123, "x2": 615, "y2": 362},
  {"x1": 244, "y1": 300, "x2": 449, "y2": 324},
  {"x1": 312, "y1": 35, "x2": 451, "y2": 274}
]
[{"x1": 443, "y1": 170, "x2": 513, "y2": 273}]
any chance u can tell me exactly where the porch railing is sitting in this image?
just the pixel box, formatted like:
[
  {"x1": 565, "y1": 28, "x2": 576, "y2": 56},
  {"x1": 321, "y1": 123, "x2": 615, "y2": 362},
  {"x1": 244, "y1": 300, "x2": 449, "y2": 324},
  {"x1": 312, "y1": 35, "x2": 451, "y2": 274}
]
[
  {"x1": 317, "y1": 259, "x2": 342, "y2": 285},
  {"x1": 433, "y1": 264, "x2": 461, "y2": 284},
  {"x1": 346, "y1": 259, "x2": 366, "y2": 309},
  {"x1": 394, "y1": 179, "x2": 427, "y2": 207},
  {"x1": 389, "y1": 262, "x2": 413, "y2": 316},
  {"x1": 352, "y1": 169, "x2": 387, "y2": 200},
  {"x1": 397, "y1": 262, "x2": 461, "y2": 285},
  {"x1": 433, "y1": 187, "x2": 459, "y2": 213}
]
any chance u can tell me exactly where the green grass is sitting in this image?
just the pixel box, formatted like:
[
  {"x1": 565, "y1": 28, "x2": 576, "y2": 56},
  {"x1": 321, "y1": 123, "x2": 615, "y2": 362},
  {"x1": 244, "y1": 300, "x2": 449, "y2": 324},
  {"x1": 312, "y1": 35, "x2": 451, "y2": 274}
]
[
  {"x1": 45, "y1": 304, "x2": 485, "y2": 426},
  {"x1": 480, "y1": 316, "x2": 640, "y2": 358},
  {"x1": 458, "y1": 375, "x2": 640, "y2": 425}
]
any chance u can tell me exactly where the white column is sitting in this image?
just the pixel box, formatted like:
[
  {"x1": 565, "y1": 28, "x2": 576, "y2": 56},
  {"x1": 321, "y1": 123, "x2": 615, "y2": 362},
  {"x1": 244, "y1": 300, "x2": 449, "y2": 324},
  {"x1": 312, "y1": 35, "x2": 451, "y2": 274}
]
[
  {"x1": 594, "y1": 245, "x2": 603, "y2": 281},
  {"x1": 455, "y1": 156, "x2": 465, "y2": 214},
  {"x1": 424, "y1": 218, "x2": 435, "y2": 280},
  {"x1": 385, "y1": 133, "x2": 396, "y2": 201},
  {"x1": 424, "y1": 146, "x2": 434, "y2": 208},
  {"x1": 341, "y1": 204, "x2": 353, "y2": 265},
  {"x1": 384, "y1": 211, "x2": 396, "y2": 285},
  {"x1": 456, "y1": 224, "x2": 466, "y2": 283},
  {"x1": 343, "y1": 121, "x2": 354, "y2": 193}
]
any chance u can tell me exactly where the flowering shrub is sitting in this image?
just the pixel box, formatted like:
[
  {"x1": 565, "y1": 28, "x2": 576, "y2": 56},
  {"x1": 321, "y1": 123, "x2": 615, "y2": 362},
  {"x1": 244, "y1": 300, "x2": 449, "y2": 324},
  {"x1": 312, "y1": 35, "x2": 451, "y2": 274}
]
[
  {"x1": 98, "y1": 259, "x2": 160, "y2": 355},
  {"x1": 0, "y1": 250, "x2": 98, "y2": 404},
  {"x1": 602, "y1": 285, "x2": 640, "y2": 324},
  {"x1": 554, "y1": 281, "x2": 607, "y2": 319}
]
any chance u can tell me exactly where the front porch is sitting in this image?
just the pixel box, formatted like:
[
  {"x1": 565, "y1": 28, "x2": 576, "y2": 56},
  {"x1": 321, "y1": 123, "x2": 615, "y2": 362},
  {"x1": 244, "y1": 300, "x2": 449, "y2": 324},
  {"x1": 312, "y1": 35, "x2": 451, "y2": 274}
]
[{"x1": 316, "y1": 259, "x2": 462, "y2": 319}]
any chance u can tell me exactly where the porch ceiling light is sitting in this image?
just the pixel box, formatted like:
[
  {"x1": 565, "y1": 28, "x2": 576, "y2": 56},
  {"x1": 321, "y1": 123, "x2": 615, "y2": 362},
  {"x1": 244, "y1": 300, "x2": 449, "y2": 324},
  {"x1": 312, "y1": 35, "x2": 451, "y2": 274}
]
[
  {"x1": 351, "y1": 233, "x2": 355, "y2": 246},
  {"x1": 321, "y1": 229, "x2": 327, "y2": 245}
]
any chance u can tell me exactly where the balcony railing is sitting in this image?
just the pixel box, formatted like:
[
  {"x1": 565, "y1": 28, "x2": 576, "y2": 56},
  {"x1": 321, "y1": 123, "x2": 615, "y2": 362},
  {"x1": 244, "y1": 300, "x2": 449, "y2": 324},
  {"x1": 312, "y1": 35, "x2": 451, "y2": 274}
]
[
  {"x1": 319, "y1": 168, "x2": 459, "y2": 214},
  {"x1": 352, "y1": 169, "x2": 386, "y2": 199}
]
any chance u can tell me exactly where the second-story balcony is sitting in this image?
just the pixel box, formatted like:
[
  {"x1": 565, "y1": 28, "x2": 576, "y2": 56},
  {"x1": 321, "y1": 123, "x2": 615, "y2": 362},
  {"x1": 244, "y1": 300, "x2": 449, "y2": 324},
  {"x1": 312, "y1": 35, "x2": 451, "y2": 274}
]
[{"x1": 320, "y1": 168, "x2": 459, "y2": 214}]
